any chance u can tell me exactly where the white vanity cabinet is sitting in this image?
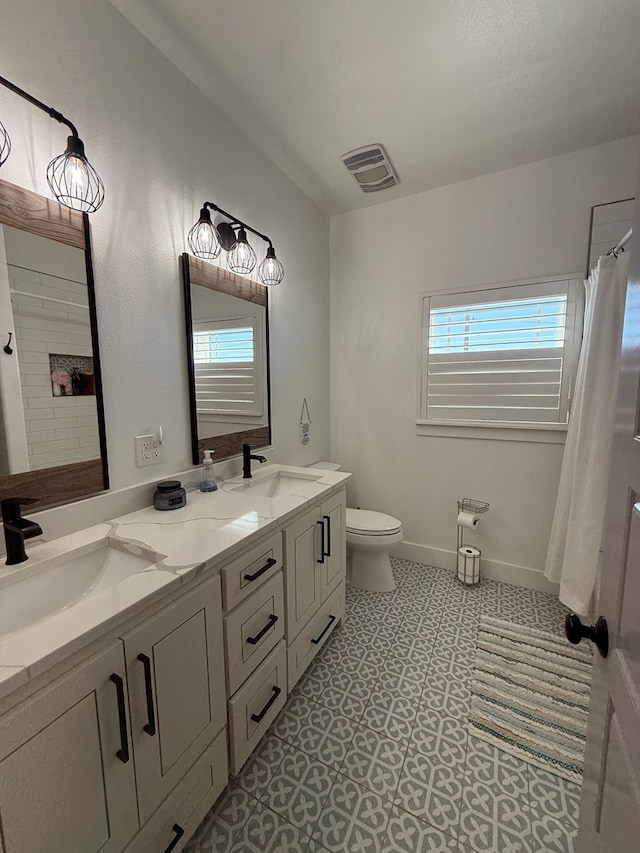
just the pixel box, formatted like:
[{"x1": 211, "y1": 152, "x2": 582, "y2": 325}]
[
  {"x1": 123, "y1": 575, "x2": 227, "y2": 826},
  {"x1": 0, "y1": 575, "x2": 228, "y2": 853},
  {"x1": 284, "y1": 488, "x2": 346, "y2": 688},
  {"x1": 0, "y1": 641, "x2": 138, "y2": 853}
]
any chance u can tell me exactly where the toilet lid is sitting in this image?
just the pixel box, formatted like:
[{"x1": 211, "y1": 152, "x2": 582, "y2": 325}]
[{"x1": 346, "y1": 508, "x2": 402, "y2": 535}]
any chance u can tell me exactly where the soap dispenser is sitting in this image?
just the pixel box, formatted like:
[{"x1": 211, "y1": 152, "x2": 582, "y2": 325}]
[{"x1": 200, "y1": 449, "x2": 218, "y2": 492}]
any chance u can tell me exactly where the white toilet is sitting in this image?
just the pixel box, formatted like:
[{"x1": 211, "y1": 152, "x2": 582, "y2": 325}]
[{"x1": 309, "y1": 462, "x2": 403, "y2": 592}]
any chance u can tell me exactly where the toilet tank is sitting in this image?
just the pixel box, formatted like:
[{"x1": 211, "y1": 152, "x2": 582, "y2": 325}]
[{"x1": 308, "y1": 461, "x2": 341, "y2": 471}]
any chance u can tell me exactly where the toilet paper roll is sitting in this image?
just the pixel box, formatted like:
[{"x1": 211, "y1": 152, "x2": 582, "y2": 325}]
[
  {"x1": 458, "y1": 545, "x2": 481, "y2": 558},
  {"x1": 457, "y1": 510, "x2": 480, "y2": 529}
]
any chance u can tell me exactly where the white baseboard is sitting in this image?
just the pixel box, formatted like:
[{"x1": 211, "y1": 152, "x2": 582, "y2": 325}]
[{"x1": 392, "y1": 540, "x2": 560, "y2": 594}]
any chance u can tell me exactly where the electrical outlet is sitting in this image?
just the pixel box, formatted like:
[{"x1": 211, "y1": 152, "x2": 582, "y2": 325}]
[
  {"x1": 135, "y1": 434, "x2": 155, "y2": 467},
  {"x1": 151, "y1": 436, "x2": 163, "y2": 463}
]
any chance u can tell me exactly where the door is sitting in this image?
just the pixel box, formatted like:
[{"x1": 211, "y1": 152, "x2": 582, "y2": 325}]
[
  {"x1": 0, "y1": 641, "x2": 138, "y2": 853},
  {"x1": 123, "y1": 575, "x2": 226, "y2": 825},
  {"x1": 577, "y1": 195, "x2": 640, "y2": 849},
  {"x1": 319, "y1": 489, "x2": 346, "y2": 600},
  {"x1": 284, "y1": 506, "x2": 323, "y2": 640}
]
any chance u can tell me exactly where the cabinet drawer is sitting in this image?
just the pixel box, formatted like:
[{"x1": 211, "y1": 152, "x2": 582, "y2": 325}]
[
  {"x1": 123, "y1": 728, "x2": 228, "y2": 853},
  {"x1": 288, "y1": 582, "x2": 345, "y2": 691},
  {"x1": 228, "y1": 640, "x2": 287, "y2": 774},
  {"x1": 221, "y1": 531, "x2": 283, "y2": 611},
  {"x1": 224, "y1": 572, "x2": 284, "y2": 695}
]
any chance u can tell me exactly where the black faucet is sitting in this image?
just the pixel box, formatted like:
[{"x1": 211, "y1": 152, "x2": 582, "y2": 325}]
[
  {"x1": 2, "y1": 497, "x2": 43, "y2": 565},
  {"x1": 242, "y1": 444, "x2": 267, "y2": 479}
]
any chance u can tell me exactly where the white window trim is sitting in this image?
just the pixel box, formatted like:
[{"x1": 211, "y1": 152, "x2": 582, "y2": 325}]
[{"x1": 416, "y1": 273, "x2": 584, "y2": 442}]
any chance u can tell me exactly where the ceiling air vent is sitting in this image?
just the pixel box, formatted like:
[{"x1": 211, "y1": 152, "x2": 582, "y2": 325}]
[{"x1": 341, "y1": 144, "x2": 399, "y2": 193}]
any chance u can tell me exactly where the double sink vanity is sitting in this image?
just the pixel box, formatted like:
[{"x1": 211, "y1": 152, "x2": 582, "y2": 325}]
[{"x1": 0, "y1": 464, "x2": 350, "y2": 853}]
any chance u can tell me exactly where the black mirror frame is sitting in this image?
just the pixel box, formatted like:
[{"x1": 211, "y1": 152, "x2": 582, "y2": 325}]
[
  {"x1": 0, "y1": 177, "x2": 108, "y2": 509},
  {"x1": 180, "y1": 252, "x2": 271, "y2": 465}
]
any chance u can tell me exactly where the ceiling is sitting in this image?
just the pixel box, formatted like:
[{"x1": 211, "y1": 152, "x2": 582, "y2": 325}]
[{"x1": 111, "y1": 0, "x2": 640, "y2": 214}]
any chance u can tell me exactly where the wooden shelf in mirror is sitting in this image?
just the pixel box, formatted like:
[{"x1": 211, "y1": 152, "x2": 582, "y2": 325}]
[
  {"x1": 0, "y1": 459, "x2": 104, "y2": 509},
  {"x1": 188, "y1": 256, "x2": 267, "y2": 306},
  {"x1": 0, "y1": 178, "x2": 85, "y2": 249}
]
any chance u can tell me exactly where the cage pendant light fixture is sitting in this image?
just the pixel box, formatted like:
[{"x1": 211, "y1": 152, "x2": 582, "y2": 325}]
[
  {"x1": 188, "y1": 206, "x2": 221, "y2": 259},
  {"x1": 188, "y1": 201, "x2": 285, "y2": 286},
  {"x1": 0, "y1": 119, "x2": 11, "y2": 166},
  {"x1": 227, "y1": 226, "x2": 256, "y2": 275},
  {"x1": 0, "y1": 74, "x2": 104, "y2": 213}
]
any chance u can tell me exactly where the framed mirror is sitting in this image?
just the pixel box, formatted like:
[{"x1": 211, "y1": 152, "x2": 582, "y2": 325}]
[
  {"x1": 0, "y1": 178, "x2": 108, "y2": 509},
  {"x1": 180, "y1": 253, "x2": 271, "y2": 464}
]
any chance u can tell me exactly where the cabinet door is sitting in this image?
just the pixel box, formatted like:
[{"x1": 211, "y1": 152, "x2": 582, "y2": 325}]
[
  {"x1": 319, "y1": 489, "x2": 346, "y2": 601},
  {"x1": 283, "y1": 507, "x2": 323, "y2": 641},
  {"x1": 0, "y1": 641, "x2": 138, "y2": 853},
  {"x1": 124, "y1": 575, "x2": 226, "y2": 825}
]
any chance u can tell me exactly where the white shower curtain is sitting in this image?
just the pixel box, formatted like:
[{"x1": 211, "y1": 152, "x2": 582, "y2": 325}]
[{"x1": 545, "y1": 253, "x2": 630, "y2": 616}]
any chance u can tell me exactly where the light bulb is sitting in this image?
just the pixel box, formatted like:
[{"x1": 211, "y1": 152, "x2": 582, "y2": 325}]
[
  {"x1": 258, "y1": 246, "x2": 285, "y2": 286},
  {"x1": 63, "y1": 155, "x2": 89, "y2": 197},
  {"x1": 228, "y1": 227, "x2": 256, "y2": 275}
]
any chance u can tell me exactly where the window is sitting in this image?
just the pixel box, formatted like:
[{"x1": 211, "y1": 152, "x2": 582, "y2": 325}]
[
  {"x1": 193, "y1": 315, "x2": 264, "y2": 418},
  {"x1": 418, "y1": 277, "x2": 583, "y2": 429}
]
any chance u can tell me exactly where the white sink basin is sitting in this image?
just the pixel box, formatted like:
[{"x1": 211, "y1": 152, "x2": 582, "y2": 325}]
[
  {"x1": 224, "y1": 467, "x2": 324, "y2": 498},
  {"x1": 0, "y1": 538, "x2": 158, "y2": 638}
]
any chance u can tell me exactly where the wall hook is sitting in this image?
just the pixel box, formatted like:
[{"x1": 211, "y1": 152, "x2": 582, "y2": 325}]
[{"x1": 3, "y1": 332, "x2": 13, "y2": 355}]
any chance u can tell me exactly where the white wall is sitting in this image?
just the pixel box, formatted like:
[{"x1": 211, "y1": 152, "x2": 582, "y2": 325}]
[
  {"x1": 0, "y1": 0, "x2": 330, "y2": 526},
  {"x1": 330, "y1": 137, "x2": 640, "y2": 589}
]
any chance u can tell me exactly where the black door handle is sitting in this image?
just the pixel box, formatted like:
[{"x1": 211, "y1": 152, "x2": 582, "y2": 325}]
[
  {"x1": 250, "y1": 685, "x2": 282, "y2": 723},
  {"x1": 323, "y1": 514, "x2": 332, "y2": 557},
  {"x1": 311, "y1": 613, "x2": 337, "y2": 645},
  {"x1": 246, "y1": 613, "x2": 279, "y2": 645},
  {"x1": 565, "y1": 613, "x2": 609, "y2": 658},
  {"x1": 316, "y1": 519, "x2": 326, "y2": 563},
  {"x1": 109, "y1": 673, "x2": 130, "y2": 763},
  {"x1": 244, "y1": 556, "x2": 277, "y2": 582},
  {"x1": 137, "y1": 653, "x2": 157, "y2": 736},
  {"x1": 163, "y1": 824, "x2": 185, "y2": 853}
]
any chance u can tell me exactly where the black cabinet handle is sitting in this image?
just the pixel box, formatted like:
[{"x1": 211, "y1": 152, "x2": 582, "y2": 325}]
[
  {"x1": 244, "y1": 556, "x2": 277, "y2": 582},
  {"x1": 250, "y1": 685, "x2": 282, "y2": 723},
  {"x1": 109, "y1": 673, "x2": 130, "y2": 763},
  {"x1": 316, "y1": 520, "x2": 326, "y2": 564},
  {"x1": 323, "y1": 514, "x2": 332, "y2": 557},
  {"x1": 163, "y1": 823, "x2": 185, "y2": 853},
  {"x1": 311, "y1": 614, "x2": 337, "y2": 645},
  {"x1": 137, "y1": 653, "x2": 157, "y2": 736},
  {"x1": 246, "y1": 613, "x2": 279, "y2": 645}
]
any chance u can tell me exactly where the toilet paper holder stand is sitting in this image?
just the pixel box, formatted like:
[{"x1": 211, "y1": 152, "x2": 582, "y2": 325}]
[{"x1": 456, "y1": 498, "x2": 490, "y2": 586}]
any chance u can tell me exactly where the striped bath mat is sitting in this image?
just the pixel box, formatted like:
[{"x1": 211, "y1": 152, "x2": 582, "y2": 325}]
[{"x1": 469, "y1": 615, "x2": 593, "y2": 782}]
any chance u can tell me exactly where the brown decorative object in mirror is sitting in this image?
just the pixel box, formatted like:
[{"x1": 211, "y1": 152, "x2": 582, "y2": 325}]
[
  {"x1": 0, "y1": 178, "x2": 108, "y2": 509},
  {"x1": 181, "y1": 253, "x2": 271, "y2": 464}
]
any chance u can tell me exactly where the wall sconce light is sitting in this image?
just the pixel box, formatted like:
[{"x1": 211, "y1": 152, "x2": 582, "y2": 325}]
[
  {"x1": 188, "y1": 202, "x2": 285, "y2": 286},
  {"x1": 0, "y1": 120, "x2": 11, "y2": 167},
  {"x1": 0, "y1": 75, "x2": 104, "y2": 213}
]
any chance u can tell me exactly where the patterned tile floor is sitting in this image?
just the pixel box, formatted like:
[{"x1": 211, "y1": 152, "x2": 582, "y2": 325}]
[{"x1": 186, "y1": 558, "x2": 580, "y2": 853}]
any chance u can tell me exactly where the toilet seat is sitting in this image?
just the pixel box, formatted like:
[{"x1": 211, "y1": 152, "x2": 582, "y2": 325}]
[{"x1": 346, "y1": 508, "x2": 402, "y2": 536}]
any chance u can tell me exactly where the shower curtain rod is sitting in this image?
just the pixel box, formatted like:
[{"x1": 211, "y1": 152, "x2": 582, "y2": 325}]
[{"x1": 608, "y1": 227, "x2": 633, "y2": 257}]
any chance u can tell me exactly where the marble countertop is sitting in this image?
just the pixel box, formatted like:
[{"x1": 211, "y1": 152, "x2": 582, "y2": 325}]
[{"x1": 0, "y1": 464, "x2": 350, "y2": 704}]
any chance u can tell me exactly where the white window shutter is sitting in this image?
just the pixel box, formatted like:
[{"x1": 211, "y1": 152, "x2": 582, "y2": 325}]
[
  {"x1": 193, "y1": 317, "x2": 263, "y2": 417},
  {"x1": 420, "y1": 278, "x2": 582, "y2": 427}
]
